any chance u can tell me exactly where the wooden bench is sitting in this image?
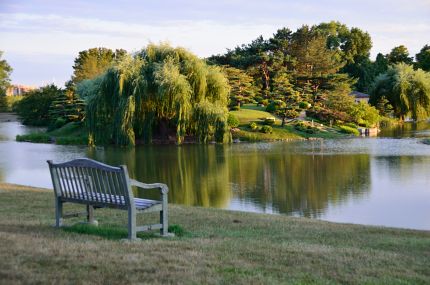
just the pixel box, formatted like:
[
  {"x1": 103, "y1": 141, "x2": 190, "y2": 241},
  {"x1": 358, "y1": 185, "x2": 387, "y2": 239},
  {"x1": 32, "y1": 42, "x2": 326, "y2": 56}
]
[{"x1": 47, "y1": 158, "x2": 171, "y2": 240}]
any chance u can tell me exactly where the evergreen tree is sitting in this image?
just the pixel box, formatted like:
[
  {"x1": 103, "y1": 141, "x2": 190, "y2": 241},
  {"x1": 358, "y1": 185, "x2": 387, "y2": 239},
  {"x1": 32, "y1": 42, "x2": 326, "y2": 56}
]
[
  {"x1": 387, "y1": 45, "x2": 413, "y2": 65},
  {"x1": 223, "y1": 66, "x2": 256, "y2": 108},
  {"x1": 415, "y1": 45, "x2": 430, "y2": 71},
  {"x1": 0, "y1": 51, "x2": 13, "y2": 111},
  {"x1": 49, "y1": 90, "x2": 85, "y2": 128}
]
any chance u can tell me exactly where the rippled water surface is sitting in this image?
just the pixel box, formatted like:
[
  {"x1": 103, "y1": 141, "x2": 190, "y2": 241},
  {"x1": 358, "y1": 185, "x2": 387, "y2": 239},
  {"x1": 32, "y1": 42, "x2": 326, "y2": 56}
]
[{"x1": 1, "y1": 119, "x2": 429, "y2": 230}]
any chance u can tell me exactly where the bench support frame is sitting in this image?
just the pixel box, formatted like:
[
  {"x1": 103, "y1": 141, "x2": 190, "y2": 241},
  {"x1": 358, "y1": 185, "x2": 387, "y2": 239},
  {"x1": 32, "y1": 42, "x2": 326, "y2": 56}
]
[{"x1": 47, "y1": 159, "x2": 172, "y2": 240}]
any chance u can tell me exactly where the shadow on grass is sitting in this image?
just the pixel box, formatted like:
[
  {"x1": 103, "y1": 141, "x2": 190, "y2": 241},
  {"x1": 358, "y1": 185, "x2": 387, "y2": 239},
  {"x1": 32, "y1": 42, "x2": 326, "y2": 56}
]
[{"x1": 62, "y1": 223, "x2": 186, "y2": 240}]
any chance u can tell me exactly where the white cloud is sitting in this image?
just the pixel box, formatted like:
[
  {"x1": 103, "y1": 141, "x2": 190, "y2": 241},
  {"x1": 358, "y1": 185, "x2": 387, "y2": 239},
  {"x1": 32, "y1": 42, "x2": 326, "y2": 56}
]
[
  {"x1": 0, "y1": 13, "x2": 281, "y2": 57},
  {"x1": 1, "y1": 9, "x2": 429, "y2": 85}
]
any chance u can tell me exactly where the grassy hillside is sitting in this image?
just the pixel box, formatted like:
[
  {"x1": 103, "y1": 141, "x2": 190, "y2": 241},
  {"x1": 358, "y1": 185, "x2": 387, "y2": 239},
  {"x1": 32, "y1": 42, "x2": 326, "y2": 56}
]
[
  {"x1": 16, "y1": 122, "x2": 88, "y2": 145},
  {"x1": 0, "y1": 183, "x2": 429, "y2": 284},
  {"x1": 230, "y1": 104, "x2": 347, "y2": 141}
]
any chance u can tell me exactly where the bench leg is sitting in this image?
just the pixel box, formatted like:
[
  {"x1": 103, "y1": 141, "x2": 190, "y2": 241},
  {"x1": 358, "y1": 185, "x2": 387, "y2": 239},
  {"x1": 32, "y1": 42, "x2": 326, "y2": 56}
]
[
  {"x1": 160, "y1": 209, "x2": 168, "y2": 236},
  {"x1": 55, "y1": 198, "x2": 63, "y2": 227},
  {"x1": 128, "y1": 208, "x2": 137, "y2": 240},
  {"x1": 86, "y1": 205, "x2": 98, "y2": 225}
]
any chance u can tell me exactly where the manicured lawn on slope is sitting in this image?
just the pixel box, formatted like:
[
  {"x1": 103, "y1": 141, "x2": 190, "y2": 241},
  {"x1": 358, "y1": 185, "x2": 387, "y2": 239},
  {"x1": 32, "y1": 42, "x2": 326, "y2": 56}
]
[
  {"x1": 230, "y1": 104, "x2": 277, "y2": 124},
  {"x1": 0, "y1": 183, "x2": 429, "y2": 284}
]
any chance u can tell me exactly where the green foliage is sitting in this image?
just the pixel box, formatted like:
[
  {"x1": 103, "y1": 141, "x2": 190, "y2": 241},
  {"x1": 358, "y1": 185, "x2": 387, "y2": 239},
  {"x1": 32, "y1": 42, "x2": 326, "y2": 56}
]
[
  {"x1": 71, "y1": 47, "x2": 127, "y2": 85},
  {"x1": 168, "y1": 224, "x2": 185, "y2": 237},
  {"x1": 53, "y1": 117, "x2": 67, "y2": 129},
  {"x1": 339, "y1": 125, "x2": 360, "y2": 136},
  {"x1": 223, "y1": 66, "x2": 256, "y2": 107},
  {"x1": 260, "y1": 125, "x2": 273, "y2": 133},
  {"x1": 375, "y1": 96, "x2": 394, "y2": 117},
  {"x1": 0, "y1": 51, "x2": 12, "y2": 90},
  {"x1": 343, "y1": 122, "x2": 358, "y2": 128},
  {"x1": 15, "y1": 84, "x2": 61, "y2": 126},
  {"x1": 48, "y1": 91, "x2": 86, "y2": 129},
  {"x1": 415, "y1": 45, "x2": 430, "y2": 71},
  {"x1": 315, "y1": 21, "x2": 372, "y2": 65},
  {"x1": 350, "y1": 102, "x2": 380, "y2": 127},
  {"x1": 264, "y1": 117, "x2": 276, "y2": 125},
  {"x1": 15, "y1": 122, "x2": 88, "y2": 145},
  {"x1": 4, "y1": 95, "x2": 23, "y2": 112},
  {"x1": 0, "y1": 88, "x2": 7, "y2": 111},
  {"x1": 16, "y1": 133, "x2": 51, "y2": 143},
  {"x1": 294, "y1": 122, "x2": 318, "y2": 134},
  {"x1": 0, "y1": 51, "x2": 13, "y2": 111},
  {"x1": 387, "y1": 45, "x2": 413, "y2": 65},
  {"x1": 227, "y1": 113, "x2": 240, "y2": 128},
  {"x1": 325, "y1": 82, "x2": 354, "y2": 114},
  {"x1": 370, "y1": 63, "x2": 430, "y2": 121},
  {"x1": 299, "y1": 101, "x2": 310, "y2": 109},
  {"x1": 248, "y1": 122, "x2": 258, "y2": 131},
  {"x1": 284, "y1": 109, "x2": 300, "y2": 119},
  {"x1": 85, "y1": 44, "x2": 231, "y2": 145}
]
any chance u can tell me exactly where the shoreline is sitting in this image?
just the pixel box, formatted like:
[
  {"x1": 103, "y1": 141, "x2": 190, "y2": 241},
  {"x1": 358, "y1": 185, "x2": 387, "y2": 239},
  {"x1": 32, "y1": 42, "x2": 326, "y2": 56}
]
[
  {"x1": 1, "y1": 182, "x2": 428, "y2": 233},
  {"x1": 0, "y1": 112, "x2": 18, "y2": 123}
]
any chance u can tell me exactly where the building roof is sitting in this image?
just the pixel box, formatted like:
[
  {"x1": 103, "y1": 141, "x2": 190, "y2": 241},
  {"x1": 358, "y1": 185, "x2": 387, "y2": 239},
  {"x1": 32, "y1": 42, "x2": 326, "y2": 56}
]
[{"x1": 350, "y1": 91, "x2": 370, "y2": 98}]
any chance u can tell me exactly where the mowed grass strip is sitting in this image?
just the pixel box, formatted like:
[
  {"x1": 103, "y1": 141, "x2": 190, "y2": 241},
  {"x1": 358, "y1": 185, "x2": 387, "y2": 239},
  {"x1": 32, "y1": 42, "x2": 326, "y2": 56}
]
[{"x1": 0, "y1": 183, "x2": 429, "y2": 284}]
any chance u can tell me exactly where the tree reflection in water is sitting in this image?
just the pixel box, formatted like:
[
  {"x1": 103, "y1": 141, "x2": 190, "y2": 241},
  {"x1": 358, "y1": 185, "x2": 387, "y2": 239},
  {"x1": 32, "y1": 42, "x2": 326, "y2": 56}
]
[{"x1": 87, "y1": 144, "x2": 371, "y2": 217}]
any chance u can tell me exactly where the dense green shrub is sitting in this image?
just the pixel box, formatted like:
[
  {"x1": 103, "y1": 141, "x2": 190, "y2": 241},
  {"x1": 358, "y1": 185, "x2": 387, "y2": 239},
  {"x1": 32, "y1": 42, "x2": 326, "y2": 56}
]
[
  {"x1": 254, "y1": 96, "x2": 263, "y2": 103},
  {"x1": 339, "y1": 125, "x2": 360, "y2": 136},
  {"x1": 261, "y1": 125, "x2": 273, "y2": 134},
  {"x1": 284, "y1": 109, "x2": 300, "y2": 119},
  {"x1": 344, "y1": 122, "x2": 358, "y2": 128},
  {"x1": 249, "y1": 122, "x2": 258, "y2": 131},
  {"x1": 265, "y1": 102, "x2": 277, "y2": 113},
  {"x1": 227, "y1": 113, "x2": 240, "y2": 128},
  {"x1": 299, "y1": 101, "x2": 311, "y2": 109},
  {"x1": 230, "y1": 105, "x2": 240, "y2": 111},
  {"x1": 53, "y1": 118, "x2": 67, "y2": 129},
  {"x1": 264, "y1": 117, "x2": 276, "y2": 125},
  {"x1": 15, "y1": 85, "x2": 60, "y2": 126},
  {"x1": 16, "y1": 133, "x2": 51, "y2": 143}
]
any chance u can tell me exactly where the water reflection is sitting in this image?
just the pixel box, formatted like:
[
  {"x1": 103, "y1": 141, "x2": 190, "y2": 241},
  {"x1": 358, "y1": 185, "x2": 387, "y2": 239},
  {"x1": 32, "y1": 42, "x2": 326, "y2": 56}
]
[
  {"x1": 231, "y1": 153, "x2": 370, "y2": 217},
  {"x1": 85, "y1": 144, "x2": 371, "y2": 218},
  {"x1": 379, "y1": 121, "x2": 430, "y2": 138},
  {"x1": 88, "y1": 145, "x2": 232, "y2": 208},
  {"x1": 1, "y1": 120, "x2": 429, "y2": 229}
]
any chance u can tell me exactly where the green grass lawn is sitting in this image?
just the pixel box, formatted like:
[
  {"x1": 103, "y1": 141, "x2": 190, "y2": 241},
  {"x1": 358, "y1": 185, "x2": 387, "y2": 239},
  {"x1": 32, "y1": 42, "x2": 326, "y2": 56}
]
[
  {"x1": 16, "y1": 122, "x2": 88, "y2": 145},
  {"x1": 0, "y1": 183, "x2": 429, "y2": 284},
  {"x1": 231, "y1": 104, "x2": 346, "y2": 141}
]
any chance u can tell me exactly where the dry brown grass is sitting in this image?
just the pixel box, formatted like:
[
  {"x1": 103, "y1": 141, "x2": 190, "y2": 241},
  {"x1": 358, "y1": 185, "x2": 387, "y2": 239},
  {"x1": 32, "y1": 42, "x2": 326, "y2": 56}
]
[{"x1": 0, "y1": 183, "x2": 429, "y2": 284}]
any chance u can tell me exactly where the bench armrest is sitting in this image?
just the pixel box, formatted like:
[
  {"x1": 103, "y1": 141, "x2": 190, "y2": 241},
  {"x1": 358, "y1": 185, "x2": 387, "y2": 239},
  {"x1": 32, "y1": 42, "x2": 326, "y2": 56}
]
[{"x1": 130, "y1": 179, "x2": 169, "y2": 194}]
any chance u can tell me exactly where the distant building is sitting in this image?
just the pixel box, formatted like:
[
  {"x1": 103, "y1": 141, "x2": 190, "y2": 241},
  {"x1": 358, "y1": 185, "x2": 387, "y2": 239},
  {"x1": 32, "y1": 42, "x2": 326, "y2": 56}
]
[
  {"x1": 350, "y1": 91, "x2": 370, "y2": 103},
  {"x1": 6, "y1": 84, "x2": 37, "y2": 96}
]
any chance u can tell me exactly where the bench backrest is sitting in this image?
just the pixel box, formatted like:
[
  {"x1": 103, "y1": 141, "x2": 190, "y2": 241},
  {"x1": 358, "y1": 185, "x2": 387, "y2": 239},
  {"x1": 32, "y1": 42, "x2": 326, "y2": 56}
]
[{"x1": 47, "y1": 158, "x2": 134, "y2": 208}]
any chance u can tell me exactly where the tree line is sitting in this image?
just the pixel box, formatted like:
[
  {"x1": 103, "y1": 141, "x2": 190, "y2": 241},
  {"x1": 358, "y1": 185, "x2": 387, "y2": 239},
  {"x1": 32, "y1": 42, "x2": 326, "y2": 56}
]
[{"x1": 1, "y1": 21, "x2": 430, "y2": 145}]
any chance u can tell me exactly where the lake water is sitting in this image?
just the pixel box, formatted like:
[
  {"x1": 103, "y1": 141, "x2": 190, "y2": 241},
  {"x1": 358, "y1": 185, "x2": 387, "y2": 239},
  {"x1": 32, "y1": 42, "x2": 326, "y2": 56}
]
[{"x1": 1, "y1": 119, "x2": 429, "y2": 230}]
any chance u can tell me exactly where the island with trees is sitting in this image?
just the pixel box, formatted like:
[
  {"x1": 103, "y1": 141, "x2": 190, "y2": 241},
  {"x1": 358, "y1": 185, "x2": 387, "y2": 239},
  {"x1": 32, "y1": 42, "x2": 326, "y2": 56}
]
[{"x1": 1, "y1": 21, "x2": 429, "y2": 146}]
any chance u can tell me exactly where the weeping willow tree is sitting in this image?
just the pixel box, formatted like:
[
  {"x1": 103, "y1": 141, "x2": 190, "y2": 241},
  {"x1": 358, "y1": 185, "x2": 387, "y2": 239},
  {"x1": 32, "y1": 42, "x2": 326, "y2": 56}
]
[
  {"x1": 85, "y1": 44, "x2": 231, "y2": 146},
  {"x1": 370, "y1": 63, "x2": 430, "y2": 121}
]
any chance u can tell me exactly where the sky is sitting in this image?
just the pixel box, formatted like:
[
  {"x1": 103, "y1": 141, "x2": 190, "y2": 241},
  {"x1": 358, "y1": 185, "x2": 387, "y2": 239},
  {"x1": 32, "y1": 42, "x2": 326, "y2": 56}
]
[{"x1": 0, "y1": 0, "x2": 429, "y2": 87}]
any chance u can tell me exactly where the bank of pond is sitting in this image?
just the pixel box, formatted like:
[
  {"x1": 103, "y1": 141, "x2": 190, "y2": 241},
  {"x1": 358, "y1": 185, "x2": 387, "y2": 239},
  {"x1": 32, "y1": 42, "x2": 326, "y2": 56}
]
[{"x1": 0, "y1": 185, "x2": 429, "y2": 284}]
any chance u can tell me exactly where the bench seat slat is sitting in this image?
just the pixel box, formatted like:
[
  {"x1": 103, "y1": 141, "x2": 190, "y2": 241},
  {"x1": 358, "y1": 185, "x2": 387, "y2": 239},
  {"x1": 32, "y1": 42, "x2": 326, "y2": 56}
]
[{"x1": 60, "y1": 190, "x2": 160, "y2": 210}]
